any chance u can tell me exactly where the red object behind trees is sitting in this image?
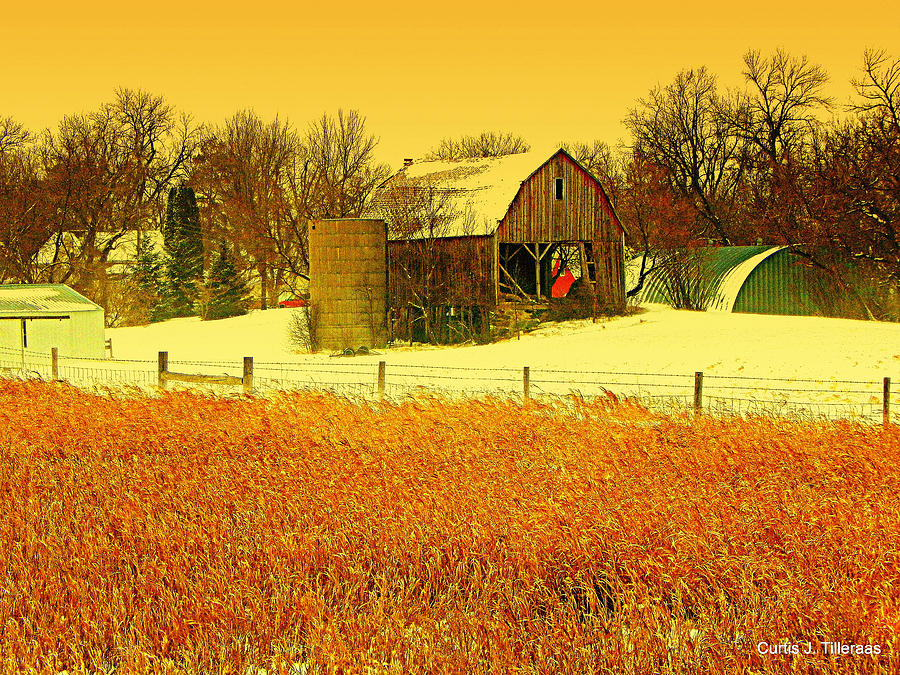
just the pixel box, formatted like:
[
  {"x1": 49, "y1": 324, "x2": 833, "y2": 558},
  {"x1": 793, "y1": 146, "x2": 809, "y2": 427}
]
[{"x1": 551, "y1": 258, "x2": 576, "y2": 298}]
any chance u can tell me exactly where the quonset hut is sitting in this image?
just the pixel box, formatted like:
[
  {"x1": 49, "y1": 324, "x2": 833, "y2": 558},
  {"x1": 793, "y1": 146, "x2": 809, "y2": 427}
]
[
  {"x1": 367, "y1": 147, "x2": 626, "y2": 340},
  {"x1": 625, "y1": 246, "x2": 862, "y2": 318}
]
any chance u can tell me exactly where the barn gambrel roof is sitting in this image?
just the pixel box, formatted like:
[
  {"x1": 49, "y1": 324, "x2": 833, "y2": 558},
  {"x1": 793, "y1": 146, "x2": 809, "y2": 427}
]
[{"x1": 366, "y1": 147, "x2": 619, "y2": 240}]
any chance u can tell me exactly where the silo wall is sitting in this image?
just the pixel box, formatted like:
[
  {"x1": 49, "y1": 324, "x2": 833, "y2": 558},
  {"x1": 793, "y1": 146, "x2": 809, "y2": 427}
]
[{"x1": 309, "y1": 218, "x2": 388, "y2": 350}]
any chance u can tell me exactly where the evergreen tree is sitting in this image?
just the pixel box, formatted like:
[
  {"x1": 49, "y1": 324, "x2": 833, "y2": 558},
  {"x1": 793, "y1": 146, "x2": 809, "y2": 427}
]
[
  {"x1": 203, "y1": 241, "x2": 252, "y2": 320},
  {"x1": 163, "y1": 185, "x2": 204, "y2": 317},
  {"x1": 128, "y1": 234, "x2": 169, "y2": 323}
]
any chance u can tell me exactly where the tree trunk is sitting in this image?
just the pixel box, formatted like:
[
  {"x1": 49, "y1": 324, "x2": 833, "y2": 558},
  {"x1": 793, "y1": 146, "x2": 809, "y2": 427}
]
[{"x1": 259, "y1": 260, "x2": 268, "y2": 310}]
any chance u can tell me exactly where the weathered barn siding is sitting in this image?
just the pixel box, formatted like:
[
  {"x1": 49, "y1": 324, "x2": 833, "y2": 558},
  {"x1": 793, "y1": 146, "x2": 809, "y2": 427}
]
[
  {"x1": 498, "y1": 153, "x2": 618, "y2": 243},
  {"x1": 387, "y1": 234, "x2": 495, "y2": 309},
  {"x1": 498, "y1": 152, "x2": 625, "y2": 307},
  {"x1": 366, "y1": 149, "x2": 626, "y2": 340},
  {"x1": 309, "y1": 219, "x2": 388, "y2": 350},
  {"x1": 590, "y1": 234, "x2": 627, "y2": 308}
]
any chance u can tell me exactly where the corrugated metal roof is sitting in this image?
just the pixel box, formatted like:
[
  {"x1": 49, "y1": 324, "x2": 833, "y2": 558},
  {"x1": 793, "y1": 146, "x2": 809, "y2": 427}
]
[
  {"x1": 626, "y1": 246, "x2": 779, "y2": 309},
  {"x1": 0, "y1": 284, "x2": 103, "y2": 315},
  {"x1": 733, "y1": 248, "x2": 852, "y2": 317},
  {"x1": 707, "y1": 247, "x2": 784, "y2": 311},
  {"x1": 625, "y1": 246, "x2": 856, "y2": 318}
]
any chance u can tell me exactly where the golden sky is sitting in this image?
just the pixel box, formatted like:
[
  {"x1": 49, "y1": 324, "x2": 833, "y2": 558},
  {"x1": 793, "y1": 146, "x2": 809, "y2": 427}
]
[{"x1": 3, "y1": 0, "x2": 898, "y2": 169}]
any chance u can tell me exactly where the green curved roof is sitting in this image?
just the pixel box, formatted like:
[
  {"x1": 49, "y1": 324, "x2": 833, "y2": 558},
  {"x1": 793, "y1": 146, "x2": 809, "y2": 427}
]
[{"x1": 626, "y1": 246, "x2": 855, "y2": 317}]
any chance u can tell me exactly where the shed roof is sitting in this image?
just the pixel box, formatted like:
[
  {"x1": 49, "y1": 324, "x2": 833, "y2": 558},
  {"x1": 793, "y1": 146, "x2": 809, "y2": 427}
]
[
  {"x1": 367, "y1": 148, "x2": 611, "y2": 240},
  {"x1": 0, "y1": 284, "x2": 103, "y2": 316}
]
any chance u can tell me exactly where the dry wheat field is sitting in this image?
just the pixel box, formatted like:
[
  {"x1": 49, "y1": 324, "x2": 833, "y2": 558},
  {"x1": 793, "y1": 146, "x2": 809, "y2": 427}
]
[{"x1": 1, "y1": 379, "x2": 898, "y2": 674}]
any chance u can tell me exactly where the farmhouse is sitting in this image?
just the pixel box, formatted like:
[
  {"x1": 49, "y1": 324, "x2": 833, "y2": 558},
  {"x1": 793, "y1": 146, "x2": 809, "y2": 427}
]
[
  {"x1": 0, "y1": 284, "x2": 106, "y2": 362},
  {"x1": 37, "y1": 230, "x2": 165, "y2": 279},
  {"x1": 625, "y1": 246, "x2": 863, "y2": 318},
  {"x1": 365, "y1": 147, "x2": 626, "y2": 339}
]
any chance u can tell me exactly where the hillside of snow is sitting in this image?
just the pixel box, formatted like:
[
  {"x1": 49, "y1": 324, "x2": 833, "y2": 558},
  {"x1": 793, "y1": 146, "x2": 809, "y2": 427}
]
[
  {"x1": 106, "y1": 303, "x2": 900, "y2": 382},
  {"x1": 98, "y1": 304, "x2": 900, "y2": 419}
]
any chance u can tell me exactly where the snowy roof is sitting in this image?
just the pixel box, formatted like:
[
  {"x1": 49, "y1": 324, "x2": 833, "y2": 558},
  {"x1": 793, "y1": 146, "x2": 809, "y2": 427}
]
[
  {"x1": 366, "y1": 148, "x2": 575, "y2": 239},
  {"x1": 0, "y1": 284, "x2": 103, "y2": 315}
]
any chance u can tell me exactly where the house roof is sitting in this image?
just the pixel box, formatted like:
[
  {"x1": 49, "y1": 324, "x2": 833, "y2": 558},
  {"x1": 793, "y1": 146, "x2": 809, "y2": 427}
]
[
  {"x1": 367, "y1": 147, "x2": 615, "y2": 240},
  {"x1": 0, "y1": 284, "x2": 103, "y2": 315},
  {"x1": 37, "y1": 230, "x2": 164, "y2": 267}
]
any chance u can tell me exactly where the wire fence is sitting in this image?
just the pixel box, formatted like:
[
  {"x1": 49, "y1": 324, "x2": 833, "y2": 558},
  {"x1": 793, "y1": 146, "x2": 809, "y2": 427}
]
[{"x1": 0, "y1": 345, "x2": 896, "y2": 425}]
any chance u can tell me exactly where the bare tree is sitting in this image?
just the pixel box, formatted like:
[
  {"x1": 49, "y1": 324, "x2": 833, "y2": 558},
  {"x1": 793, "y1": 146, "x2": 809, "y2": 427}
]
[
  {"x1": 737, "y1": 48, "x2": 831, "y2": 163},
  {"x1": 805, "y1": 50, "x2": 900, "y2": 316},
  {"x1": 731, "y1": 49, "x2": 832, "y2": 264},
  {"x1": 851, "y1": 48, "x2": 900, "y2": 127},
  {"x1": 191, "y1": 110, "x2": 301, "y2": 309},
  {"x1": 625, "y1": 67, "x2": 748, "y2": 244},
  {"x1": 737, "y1": 50, "x2": 900, "y2": 320},
  {"x1": 425, "y1": 131, "x2": 530, "y2": 160},
  {"x1": 0, "y1": 121, "x2": 46, "y2": 283},
  {"x1": 0, "y1": 117, "x2": 31, "y2": 153},
  {"x1": 304, "y1": 109, "x2": 391, "y2": 219},
  {"x1": 560, "y1": 139, "x2": 623, "y2": 205},
  {"x1": 35, "y1": 89, "x2": 198, "y2": 308},
  {"x1": 192, "y1": 109, "x2": 388, "y2": 309},
  {"x1": 615, "y1": 148, "x2": 705, "y2": 304}
]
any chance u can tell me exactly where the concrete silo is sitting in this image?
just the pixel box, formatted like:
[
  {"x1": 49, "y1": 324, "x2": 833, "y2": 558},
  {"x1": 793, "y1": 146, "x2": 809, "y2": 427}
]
[{"x1": 308, "y1": 218, "x2": 388, "y2": 350}]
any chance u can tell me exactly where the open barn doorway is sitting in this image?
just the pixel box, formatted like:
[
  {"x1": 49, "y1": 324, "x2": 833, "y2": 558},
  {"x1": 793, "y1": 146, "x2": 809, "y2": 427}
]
[{"x1": 498, "y1": 242, "x2": 589, "y2": 301}]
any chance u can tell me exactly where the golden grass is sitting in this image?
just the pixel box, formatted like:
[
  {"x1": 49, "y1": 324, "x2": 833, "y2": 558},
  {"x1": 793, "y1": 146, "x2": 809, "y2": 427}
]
[{"x1": 0, "y1": 379, "x2": 898, "y2": 674}]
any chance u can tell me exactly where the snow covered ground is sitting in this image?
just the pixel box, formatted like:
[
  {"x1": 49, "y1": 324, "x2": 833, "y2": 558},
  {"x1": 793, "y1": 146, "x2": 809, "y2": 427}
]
[{"x1": 6, "y1": 303, "x2": 900, "y2": 421}]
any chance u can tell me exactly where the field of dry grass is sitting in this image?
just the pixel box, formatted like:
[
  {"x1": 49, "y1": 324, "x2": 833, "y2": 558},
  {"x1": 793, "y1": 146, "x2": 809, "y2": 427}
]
[{"x1": 1, "y1": 379, "x2": 898, "y2": 674}]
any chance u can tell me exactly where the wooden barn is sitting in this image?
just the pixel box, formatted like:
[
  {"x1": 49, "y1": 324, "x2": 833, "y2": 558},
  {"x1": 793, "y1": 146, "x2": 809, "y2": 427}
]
[{"x1": 366, "y1": 148, "x2": 625, "y2": 340}]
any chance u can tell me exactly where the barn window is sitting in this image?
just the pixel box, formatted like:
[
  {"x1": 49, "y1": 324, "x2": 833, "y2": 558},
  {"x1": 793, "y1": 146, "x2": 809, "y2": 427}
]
[{"x1": 555, "y1": 178, "x2": 563, "y2": 200}]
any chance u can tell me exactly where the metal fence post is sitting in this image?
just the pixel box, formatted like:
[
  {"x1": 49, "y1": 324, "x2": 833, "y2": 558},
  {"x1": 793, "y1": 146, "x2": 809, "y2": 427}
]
[
  {"x1": 694, "y1": 371, "x2": 703, "y2": 414},
  {"x1": 885, "y1": 377, "x2": 891, "y2": 428},
  {"x1": 243, "y1": 357, "x2": 254, "y2": 395},
  {"x1": 158, "y1": 351, "x2": 168, "y2": 390}
]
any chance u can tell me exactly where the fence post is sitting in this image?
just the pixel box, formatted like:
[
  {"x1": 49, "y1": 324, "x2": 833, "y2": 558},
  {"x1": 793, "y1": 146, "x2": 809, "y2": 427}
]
[
  {"x1": 243, "y1": 357, "x2": 254, "y2": 395},
  {"x1": 158, "y1": 351, "x2": 168, "y2": 390},
  {"x1": 524, "y1": 366, "x2": 530, "y2": 401},
  {"x1": 885, "y1": 377, "x2": 891, "y2": 428},
  {"x1": 51, "y1": 347, "x2": 59, "y2": 381},
  {"x1": 377, "y1": 361, "x2": 386, "y2": 398},
  {"x1": 105, "y1": 338, "x2": 113, "y2": 360},
  {"x1": 694, "y1": 371, "x2": 703, "y2": 414}
]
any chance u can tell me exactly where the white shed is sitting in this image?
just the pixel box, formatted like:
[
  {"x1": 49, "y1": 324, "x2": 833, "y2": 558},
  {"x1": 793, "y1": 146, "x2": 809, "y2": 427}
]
[{"x1": 0, "y1": 284, "x2": 106, "y2": 361}]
